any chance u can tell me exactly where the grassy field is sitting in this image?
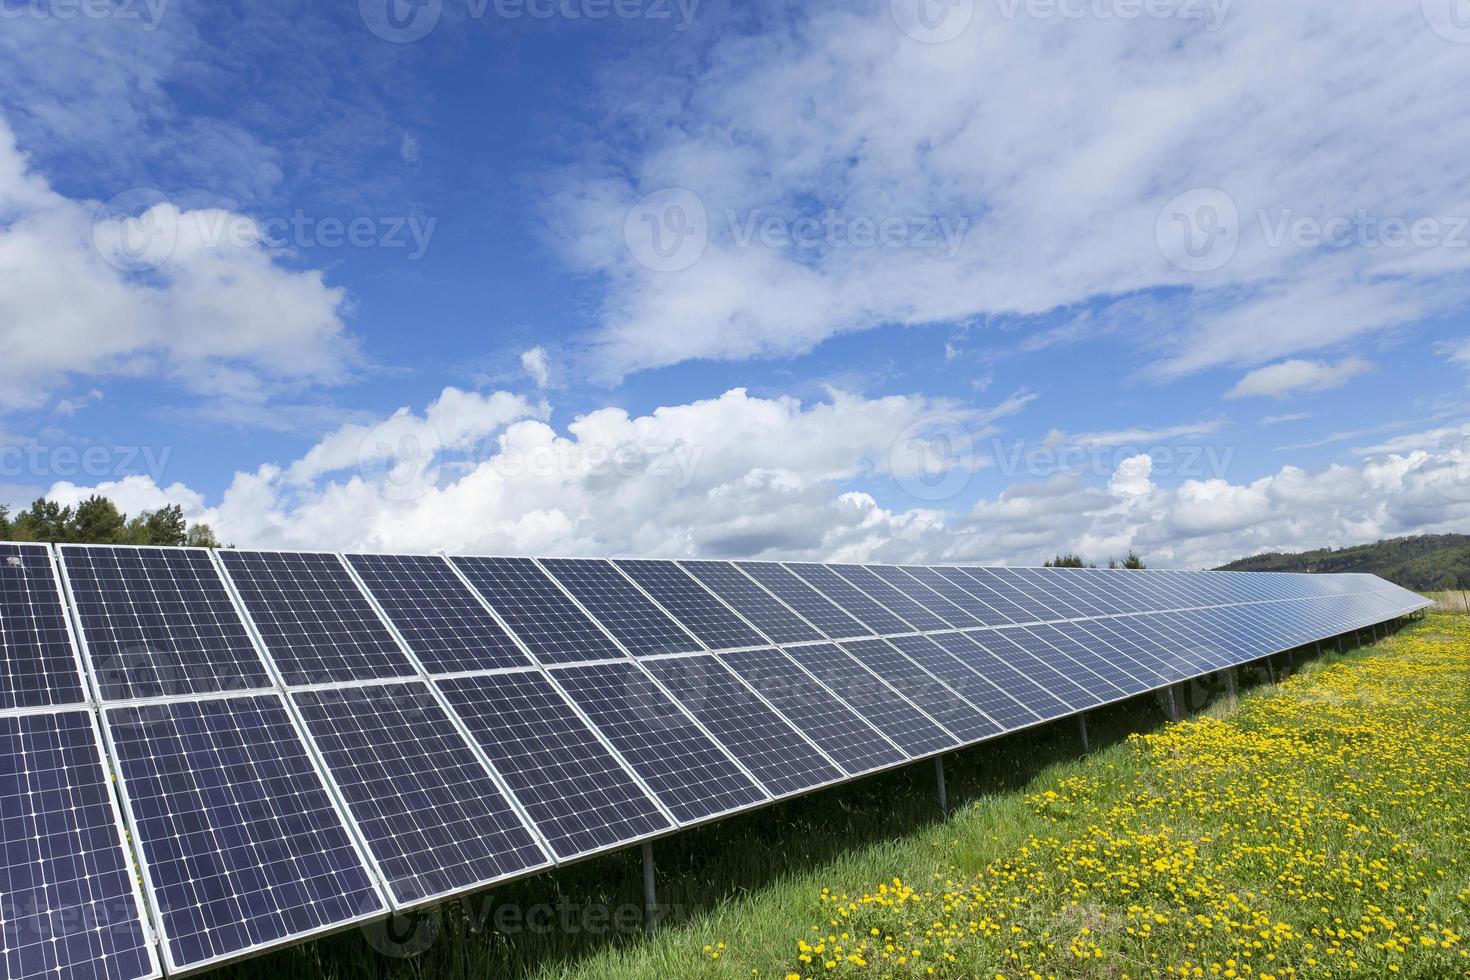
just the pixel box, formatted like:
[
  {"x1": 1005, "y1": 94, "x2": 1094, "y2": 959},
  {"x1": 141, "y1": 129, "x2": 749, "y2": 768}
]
[
  {"x1": 221, "y1": 615, "x2": 1468, "y2": 980},
  {"x1": 1426, "y1": 591, "x2": 1470, "y2": 615}
]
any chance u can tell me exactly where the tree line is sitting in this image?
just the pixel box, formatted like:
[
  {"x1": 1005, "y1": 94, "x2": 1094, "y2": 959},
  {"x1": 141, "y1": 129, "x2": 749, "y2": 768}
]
[
  {"x1": 1043, "y1": 550, "x2": 1146, "y2": 569},
  {"x1": 0, "y1": 496, "x2": 221, "y2": 548}
]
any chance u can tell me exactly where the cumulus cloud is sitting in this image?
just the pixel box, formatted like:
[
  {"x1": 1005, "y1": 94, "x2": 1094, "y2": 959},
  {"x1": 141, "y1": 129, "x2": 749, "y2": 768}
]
[
  {"x1": 1225, "y1": 358, "x2": 1371, "y2": 399},
  {"x1": 0, "y1": 116, "x2": 355, "y2": 411},
  {"x1": 520, "y1": 346, "x2": 551, "y2": 388},
  {"x1": 39, "y1": 387, "x2": 1470, "y2": 569},
  {"x1": 546, "y1": 0, "x2": 1470, "y2": 382}
]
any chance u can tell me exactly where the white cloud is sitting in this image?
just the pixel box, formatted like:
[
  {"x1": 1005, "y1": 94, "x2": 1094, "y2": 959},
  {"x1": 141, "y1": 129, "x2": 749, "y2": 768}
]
[
  {"x1": 546, "y1": 0, "x2": 1470, "y2": 382},
  {"x1": 520, "y1": 346, "x2": 551, "y2": 388},
  {"x1": 1260, "y1": 412, "x2": 1312, "y2": 426},
  {"x1": 1042, "y1": 420, "x2": 1223, "y2": 450},
  {"x1": 0, "y1": 116, "x2": 355, "y2": 411},
  {"x1": 1225, "y1": 357, "x2": 1371, "y2": 399},
  {"x1": 42, "y1": 386, "x2": 1470, "y2": 569}
]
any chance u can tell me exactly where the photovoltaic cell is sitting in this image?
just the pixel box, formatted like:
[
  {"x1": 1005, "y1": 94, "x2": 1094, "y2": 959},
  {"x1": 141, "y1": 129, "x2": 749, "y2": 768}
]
[
  {"x1": 614, "y1": 559, "x2": 767, "y2": 651},
  {"x1": 345, "y1": 553, "x2": 528, "y2": 673},
  {"x1": 944, "y1": 568, "x2": 1035, "y2": 623},
  {"x1": 0, "y1": 710, "x2": 157, "y2": 980},
  {"x1": 437, "y1": 671, "x2": 670, "y2": 860},
  {"x1": 930, "y1": 632, "x2": 1071, "y2": 720},
  {"x1": 539, "y1": 558, "x2": 701, "y2": 656},
  {"x1": 900, "y1": 567, "x2": 1009, "y2": 626},
  {"x1": 828, "y1": 564, "x2": 953, "y2": 632},
  {"x1": 292, "y1": 681, "x2": 549, "y2": 907},
  {"x1": 716, "y1": 648, "x2": 906, "y2": 776},
  {"x1": 867, "y1": 566, "x2": 984, "y2": 627},
  {"x1": 549, "y1": 660, "x2": 766, "y2": 823},
  {"x1": 451, "y1": 557, "x2": 624, "y2": 664},
  {"x1": 218, "y1": 550, "x2": 416, "y2": 686},
  {"x1": 989, "y1": 628, "x2": 1113, "y2": 707},
  {"x1": 0, "y1": 544, "x2": 85, "y2": 709},
  {"x1": 678, "y1": 561, "x2": 822, "y2": 645},
  {"x1": 1027, "y1": 623, "x2": 1150, "y2": 694},
  {"x1": 782, "y1": 564, "x2": 912, "y2": 635},
  {"x1": 782, "y1": 643, "x2": 956, "y2": 757},
  {"x1": 884, "y1": 634, "x2": 1041, "y2": 731},
  {"x1": 61, "y1": 545, "x2": 272, "y2": 701},
  {"x1": 734, "y1": 563, "x2": 869, "y2": 640},
  {"x1": 839, "y1": 639, "x2": 1002, "y2": 742},
  {"x1": 105, "y1": 695, "x2": 384, "y2": 973},
  {"x1": 643, "y1": 654, "x2": 843, "y2": 796}
]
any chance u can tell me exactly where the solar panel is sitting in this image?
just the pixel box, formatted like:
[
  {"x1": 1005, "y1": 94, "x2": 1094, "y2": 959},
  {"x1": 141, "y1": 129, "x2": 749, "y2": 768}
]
[
  {"x1": 781, "y1": 643, "x2": 956, "y2": 757},
  {"x1": 716, "y1": 648, "x2": 906, "y2": 776},
  {"x1": 1027, "y1": 623, "x2": 1151, "y2": 694},
  {"x1": 345, "y1": 553, "x2": 529, "y2": 673},
  {"x1": 884, "y1": 634, "x2": 1041, "y2": 731},
  {"x1": 988, "y1": 629, "x2": 1114, "y2": 707},
  {"x1": 838, "y1": 639, "x2": 1003, "y2": 742},
  {"x1": 733, "y1": 563, "x2": 870, "y2": 640},
  {"x1": 1045, "y1": 619, "x2": 1170, "y2": 686},
  {"x1": 291, "y1": 681, "x2": 550, "y2": 907},
  {"x1": 437, "y1": 670, "x2": 671, "y2": 861},
  {"x1": 930, "y1": 632, "x2": 1071, "y2": 720},
  {"x1": 547, "y1": 660, "x2": 767, "y2": 823},
  {"x1": 868, "y1": 566, "x2": 984, "y2": 627},
  {"x1": 945, "y1": 567, "x2": 1037, "y2": 622},
  {"x1": 643, "y1": 654, "x2": 844, "y2": 796},
  {"x1": 782, "y1": 563, "x2": 913, "y2": 635},
  {"x1": 450, "y1": 557, "x2": 625, "y2": 664},
  {"x1": 217, "y1": 550, "x2": 416, "y2": 686},
  {"x1": 828, "y1": 564, "x2": 953, "y2": 632},
  {"x1": 679, "y1": 561, "x2": 823, "y2": 644},
  {"x1": 60, "y1": 545, "x2": 272, "y2": 702},
  {"x1": 613, "y1": 559, "x2": 768, "y2": 650},
  {"x1": 104, "y1": 694, "x2": 385, "y2": 973},
  {"x1": 0, "y1": 544, "x2": 86, "y2": 709},
  {"x1": 539, "y1": 559, "x2": 701, "y2": 656},
  {"x1": 900, "y1": 566, "x2": 1009, "y2": 625},
  {"x1": 0, "y1": 709, "x2": 158, "y2": 980},
  {"x1": 1014, "y1": 568, "x2": 1103, "y2": 617}
]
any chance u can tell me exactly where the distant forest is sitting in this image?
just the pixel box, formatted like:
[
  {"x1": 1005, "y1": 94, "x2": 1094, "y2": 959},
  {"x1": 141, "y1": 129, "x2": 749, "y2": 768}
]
[
  {"x1": 0, "y1": 496, "x2": 221, "y2": 548},
  {"x1": 1217, "y1": 534, "x2": 1470, "y2": 591}
]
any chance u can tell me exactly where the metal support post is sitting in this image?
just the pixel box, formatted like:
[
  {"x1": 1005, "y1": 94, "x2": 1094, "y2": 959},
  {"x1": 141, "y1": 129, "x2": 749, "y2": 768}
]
[
  {"x1": 1264, "y1": 657, "x2": 1276, "y2": 684},
  {"x1": 935, "y1": 755, "x2": 948, "y2": 815},
  {"x1": 1077, "y1": 713, "x2": 1090, "y2": 753},
  {"x1": 642, "y1": 842, "x2": 658, "y2": 933}
]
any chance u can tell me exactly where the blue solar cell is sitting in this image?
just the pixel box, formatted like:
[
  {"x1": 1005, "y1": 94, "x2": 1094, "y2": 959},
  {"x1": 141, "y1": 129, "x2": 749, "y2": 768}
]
[
  {"x1": 914, "y1": 567, "x2": 1017, "y2": 624},
  {"x1": 782, "y1": 643, "x2": 956, "y2": 757},
  {"x1": 1014, "y1": 568, "x2": 1105, "y2": 617},
  {"x1": 548, "y1": 660, "x2": 767, "y2": 823},
  {"x1": 451, "y1": 557, "x2": 624, "y2": 664},
  {"x1": 218, "y1": 550, "x2": 416, "y2": 686},
  {"x1": 61, "y1": 545, "x2": 272, "y2": 701},
  {"x1": 539, "y1": 558, "x2": 701, "y2": 656},
  {"x1": 0, "y1": 544, "x2": 86, "y2": 709},
  {"x1": 644, "y1": 654, "x2": 843, "y2": 796},
  {"x1": 614, "y1": 560, "x2": 768, "y2": 651},
  {"x1": 1076, "y1": 617, "x2": 1200, "y2": 681},
  {"x1": 782, "y1": 564, "x2": 912, "y2": 635},
  {"x1": 734, "y1": 563, "x2": 870, "y2": 639},
  {"x1": 106, "y1": 695, "x2": 384, "y2": 973},
  {"x1": 885, "y1": 566, "x2": 994, "y2": 626},
  {"x1": 953, "y1": 568, "x2": 1052, "y2": 622},
  {"x1": 930, "y1": 632, "x2": 1071, "y2": 720},
  {"x1": 437, "y1": 670, "x2": 671, "y2": 860},
  {"x1": 863, "y1": 565, "x2": 980, "y2": 628},
  {"x1": 992, "y1": 629, "x2": 1113, "y2": 707},
  {"x1": 0, "y1": 710, "x2": 157, "y2": 980},
  {"x1": 292, "y1": 681, "x2": 550, "y2": 907},
  {"x1": 827, "y1": 564, "x2": 953, "y2": 632},
  {"x1": 839, "y1": 639, "x2": 1002, "y2": 742},
  {"x1": 345, "y1": 553, "x2": 529, "y2": 673},
  {"x1": 1028, "y1": 623, "x2": 1152, "y2": 694},
  {"x1": 1045, "y1": 619, "x2": 1170, "y2": 686},
  {"x1": 884, "y1": 634, "x2": 1041, "y2": 731},
  {"x1": 678, "y1": 561, "x2": 823, "y2": 644},
  {"x1": 716, "y1": 648, "x2": 906, "y2": 776}
]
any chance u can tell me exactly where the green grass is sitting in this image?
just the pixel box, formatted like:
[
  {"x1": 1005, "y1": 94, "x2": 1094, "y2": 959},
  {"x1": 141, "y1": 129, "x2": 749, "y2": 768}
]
[{"x1": 211, "y1": 617, "x2": 1464, "y2": 980}]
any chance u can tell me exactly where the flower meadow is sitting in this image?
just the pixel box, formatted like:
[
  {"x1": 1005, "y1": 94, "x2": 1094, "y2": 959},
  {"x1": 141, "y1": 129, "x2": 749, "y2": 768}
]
[{"x1": 773, "y1": 618, "x2": 1469, "y2": 979}]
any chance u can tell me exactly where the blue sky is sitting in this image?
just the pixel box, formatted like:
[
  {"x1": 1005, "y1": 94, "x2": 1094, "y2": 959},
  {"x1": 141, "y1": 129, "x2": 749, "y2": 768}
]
[{"x1": 1, "y1": 0, "x2": 1468, "y2": 565}]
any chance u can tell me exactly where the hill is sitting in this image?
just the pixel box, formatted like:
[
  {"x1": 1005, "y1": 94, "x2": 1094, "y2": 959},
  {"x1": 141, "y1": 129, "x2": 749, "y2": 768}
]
[{"x1": 1216, "y1": 533, "x2": 1470, "y2": 590}]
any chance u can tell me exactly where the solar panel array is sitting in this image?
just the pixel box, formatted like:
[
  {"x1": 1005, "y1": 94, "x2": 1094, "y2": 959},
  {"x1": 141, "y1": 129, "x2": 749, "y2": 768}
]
[{"x1": 1, "y1": 543, "x2": 1429, "y2": 977}]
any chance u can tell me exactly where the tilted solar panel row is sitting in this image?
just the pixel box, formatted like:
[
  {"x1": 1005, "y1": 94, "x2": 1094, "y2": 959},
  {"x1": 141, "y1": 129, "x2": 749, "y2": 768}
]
[{"x1": 0, "y1": 542, "x2": 1428, "y2": 978}]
